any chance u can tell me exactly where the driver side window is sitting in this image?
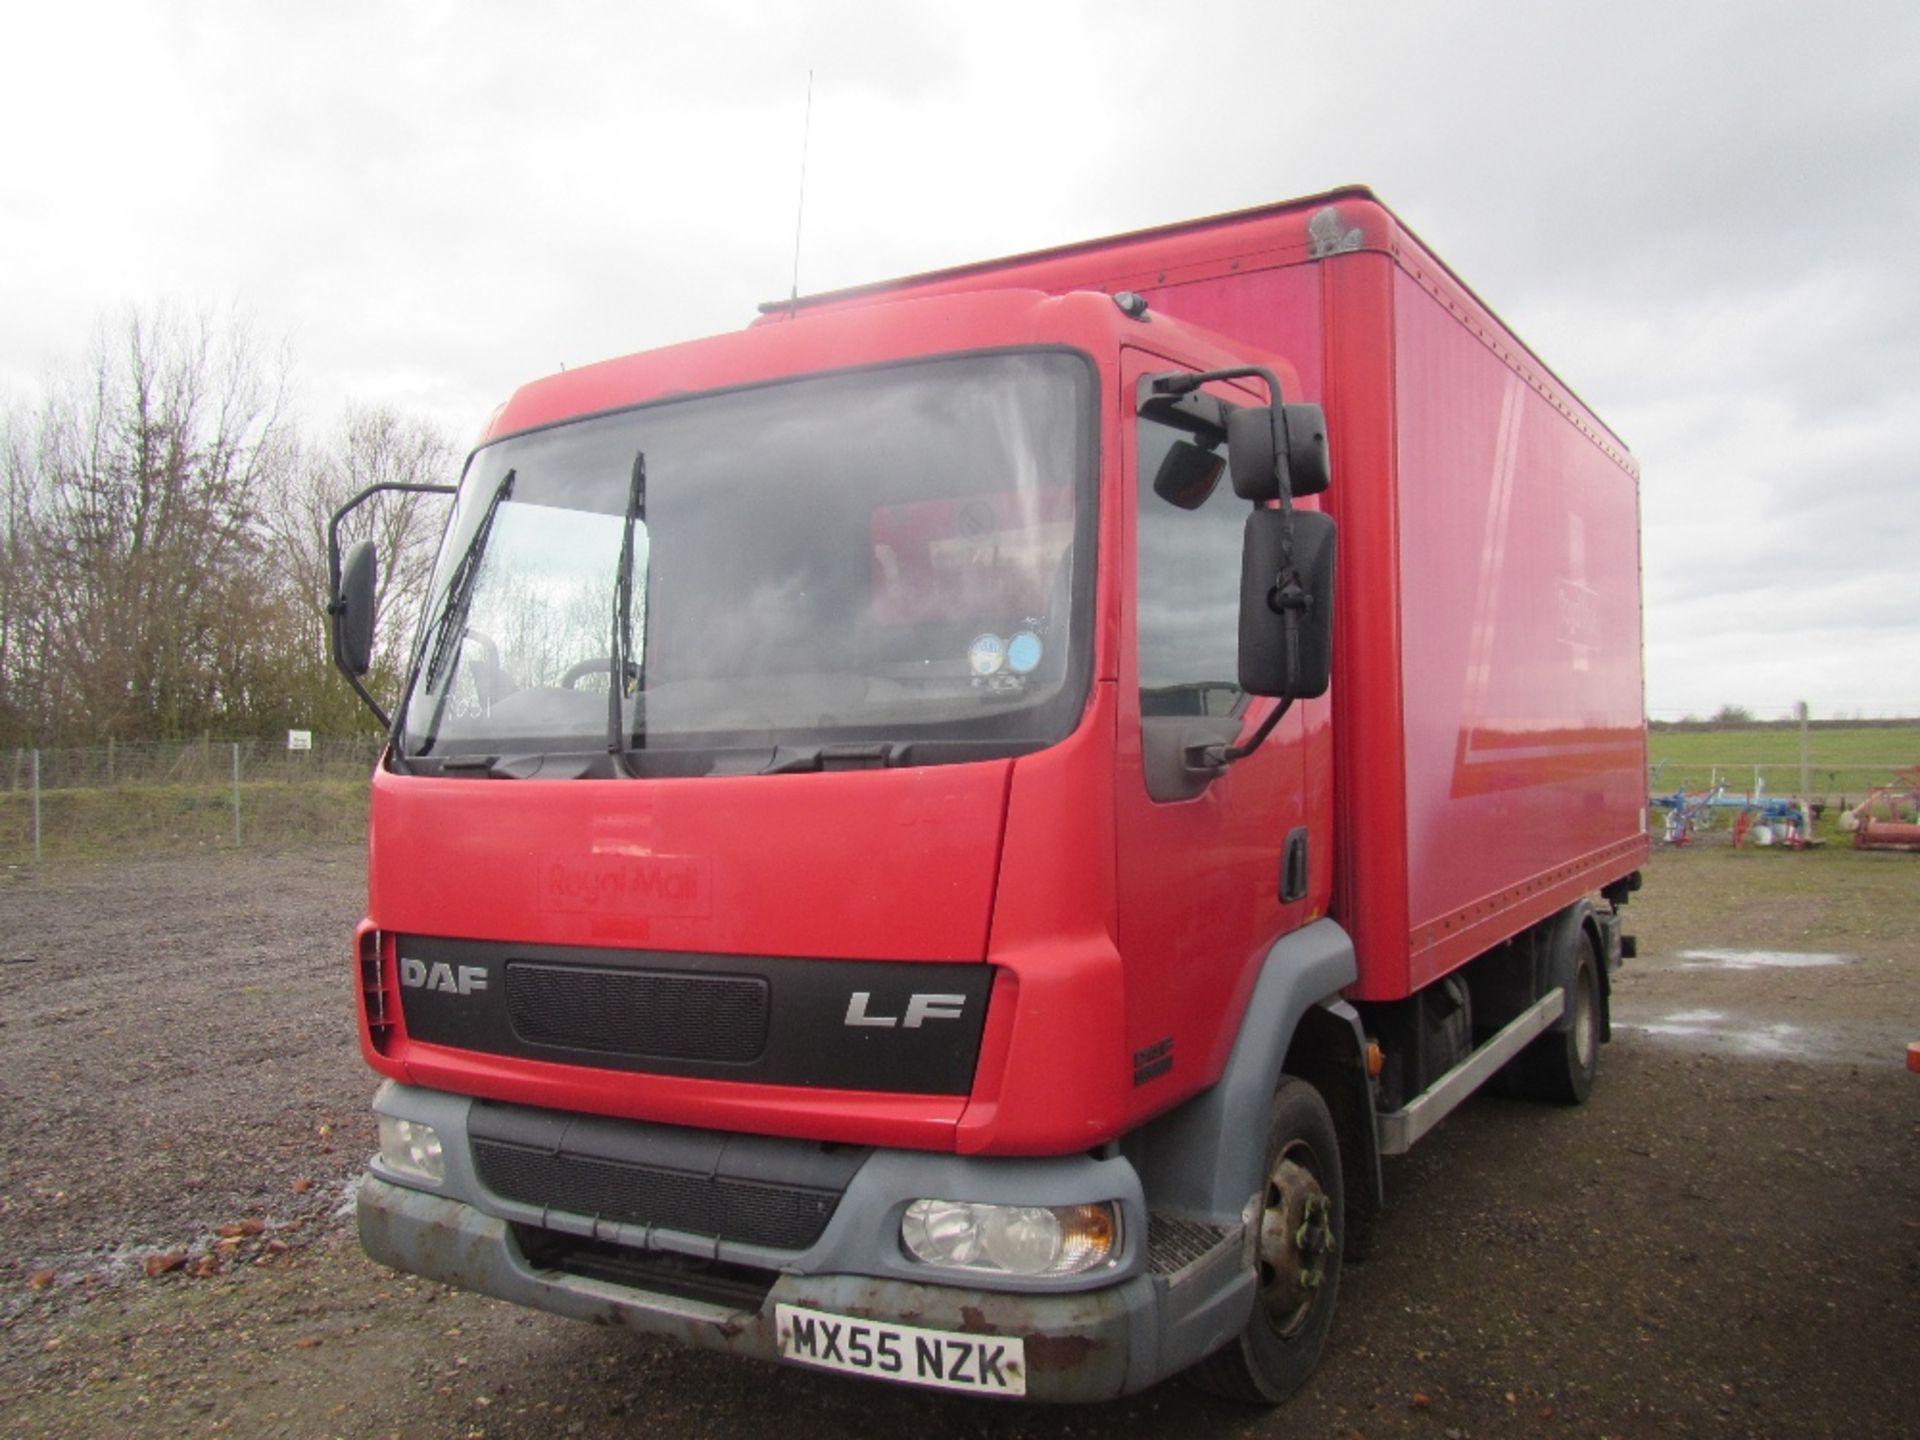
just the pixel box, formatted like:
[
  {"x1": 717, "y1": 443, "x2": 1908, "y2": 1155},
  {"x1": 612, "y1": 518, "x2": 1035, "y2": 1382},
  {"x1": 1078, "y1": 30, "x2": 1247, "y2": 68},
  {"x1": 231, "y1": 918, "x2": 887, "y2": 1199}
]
[{"x1": 1136, "y1": 414, "x2": 1245, "y2": 719}]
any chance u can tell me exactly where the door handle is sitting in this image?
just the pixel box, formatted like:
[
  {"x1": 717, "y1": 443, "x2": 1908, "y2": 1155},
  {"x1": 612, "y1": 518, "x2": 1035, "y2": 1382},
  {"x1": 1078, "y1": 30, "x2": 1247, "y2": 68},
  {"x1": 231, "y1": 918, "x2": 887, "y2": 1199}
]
[{"x1": 1280, "y1": 826, "x2": 1309, "y2": 903}]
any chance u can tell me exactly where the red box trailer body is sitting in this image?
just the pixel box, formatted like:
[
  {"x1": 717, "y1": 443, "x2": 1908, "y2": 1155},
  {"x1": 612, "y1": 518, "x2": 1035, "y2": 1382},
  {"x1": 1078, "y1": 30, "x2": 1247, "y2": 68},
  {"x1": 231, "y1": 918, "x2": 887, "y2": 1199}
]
[{"x1": 332, "y1": 187, "x2": 1648, "y2": 1404}]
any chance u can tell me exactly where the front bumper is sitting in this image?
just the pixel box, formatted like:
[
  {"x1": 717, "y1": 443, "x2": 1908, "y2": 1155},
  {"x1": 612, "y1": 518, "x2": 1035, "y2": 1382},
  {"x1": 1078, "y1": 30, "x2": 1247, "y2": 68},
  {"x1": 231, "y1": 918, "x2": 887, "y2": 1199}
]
[
  {"x1": 362, "y1": 1176, "x2": 1154, "y2": 1399},
  {"x1": 359, "y1": 1083, "x2": 1255, "y2": 1402}
]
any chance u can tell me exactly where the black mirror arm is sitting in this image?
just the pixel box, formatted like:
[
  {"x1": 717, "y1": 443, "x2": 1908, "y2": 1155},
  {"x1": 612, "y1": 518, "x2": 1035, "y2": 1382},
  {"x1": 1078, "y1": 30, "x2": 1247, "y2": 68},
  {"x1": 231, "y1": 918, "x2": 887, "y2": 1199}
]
[
  {"x1": 326, "y1": 480, "x2": 458, "y2": 735},
  {"x1": 326, "y1": 481, "x2": 459, "y2": 612},
  {"x1": 1152, "y1": 364, "x2": 1284, "y2": 407},
  {"x1": 335, "y1": 639, "x2": 394, "y2": 732},
  {"x1": 1185, "y1": 697, "x2": 1295, "y2": 773}
]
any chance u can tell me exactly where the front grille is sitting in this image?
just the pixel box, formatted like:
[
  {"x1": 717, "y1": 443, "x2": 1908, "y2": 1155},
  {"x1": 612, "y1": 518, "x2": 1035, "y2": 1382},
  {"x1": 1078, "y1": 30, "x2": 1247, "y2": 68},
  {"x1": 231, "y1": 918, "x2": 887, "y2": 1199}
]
[
  {"x1": 504, "y1": 962, "x2": 767, "y2": 1063},
  {"x1": 474, "y1": 1141, "x2": 840, "y2": 1249},
  {"x1": 513, "y1": 1225, "x2": 778, "y2": 1311},
  {"x1": 399, "y1": 936, "x2": 992, "y2": 1093},
  {"x1": 468, "y1": 1099, "x2": 868, "y2": 1252}
]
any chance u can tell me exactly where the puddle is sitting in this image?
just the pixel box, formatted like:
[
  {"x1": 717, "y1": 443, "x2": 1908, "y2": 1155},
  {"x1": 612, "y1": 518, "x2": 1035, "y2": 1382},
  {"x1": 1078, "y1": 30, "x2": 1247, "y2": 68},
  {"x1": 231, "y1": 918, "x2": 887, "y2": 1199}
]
[
  {"x1": 1617, "y1": 1009, "x2": 1812, "y2": 1058},
  {"x1": 1615, "y1": 1004, "x2": 1908, "y2": 1066},
  {"x1": 1677, "y1": 949, "x2": 1853, "y2": 970},
  {"x1": 1638, "y1": 1008, "x2": 1727, "y2": 1029}
]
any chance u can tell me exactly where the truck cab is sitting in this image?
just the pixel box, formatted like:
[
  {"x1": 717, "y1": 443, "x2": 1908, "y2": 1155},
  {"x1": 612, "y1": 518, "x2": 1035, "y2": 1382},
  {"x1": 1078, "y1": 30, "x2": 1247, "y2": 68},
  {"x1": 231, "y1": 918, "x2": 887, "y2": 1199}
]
[{"x1": 346, "y1": 287, "x2": 1349, "y2": 1400}]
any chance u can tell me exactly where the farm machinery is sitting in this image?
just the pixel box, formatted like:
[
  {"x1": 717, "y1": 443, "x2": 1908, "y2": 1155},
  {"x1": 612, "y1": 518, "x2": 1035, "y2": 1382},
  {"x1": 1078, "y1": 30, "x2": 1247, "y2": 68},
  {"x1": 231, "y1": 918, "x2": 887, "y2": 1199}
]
[
  {"x1": 1837, "y1": 765, "x2": 1920, "y2": 852},
  {"x1": 1649, "y1": 769, "x2": 1822, "y2": 849}
]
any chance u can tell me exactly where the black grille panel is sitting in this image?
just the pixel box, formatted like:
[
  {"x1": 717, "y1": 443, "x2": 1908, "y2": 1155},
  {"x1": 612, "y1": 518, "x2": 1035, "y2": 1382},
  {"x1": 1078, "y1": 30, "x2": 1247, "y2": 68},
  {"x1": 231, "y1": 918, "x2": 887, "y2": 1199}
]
[
  {"x1": 474, "y1": 1140, "x2": 840, "y2": 1251},
  {"x1": 467, "y1": 1102, "x2": 869, "y2": 1254},
  {"x1": 505, "y1": 962, "x2": 768, "y2": 1062},
  {"x1": 398, "y1": 936, "x2": 993, "y2": 1094},
  {"x1": 513, "y1": 1225, "x2": 778, "y2": 1310}
]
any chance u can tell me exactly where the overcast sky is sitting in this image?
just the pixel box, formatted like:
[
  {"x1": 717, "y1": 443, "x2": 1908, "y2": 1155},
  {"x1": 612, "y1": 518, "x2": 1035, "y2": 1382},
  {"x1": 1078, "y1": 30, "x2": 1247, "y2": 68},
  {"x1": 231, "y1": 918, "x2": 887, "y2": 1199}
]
[{"x1": 4, "y1": 1, "x2": 1915, "y2": 718}]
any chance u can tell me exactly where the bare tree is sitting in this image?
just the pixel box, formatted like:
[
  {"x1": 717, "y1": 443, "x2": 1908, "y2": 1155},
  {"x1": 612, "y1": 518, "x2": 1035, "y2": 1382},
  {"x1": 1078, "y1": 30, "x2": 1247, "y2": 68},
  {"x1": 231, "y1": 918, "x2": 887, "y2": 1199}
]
[
  {"x1": 14, "y1": 307, "x2": 295, "y2": 742},
  {"x1": 1, "y1": 308, "x2": 461, "y2": 746},
  {"x1": 0, "y1": 400, "x2": 47, "y2": 741}
]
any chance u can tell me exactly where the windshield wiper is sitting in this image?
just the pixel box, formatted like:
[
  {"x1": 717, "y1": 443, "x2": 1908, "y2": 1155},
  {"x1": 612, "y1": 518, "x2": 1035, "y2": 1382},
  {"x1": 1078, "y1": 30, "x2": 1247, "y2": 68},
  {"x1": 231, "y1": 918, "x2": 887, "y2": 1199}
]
[
  {"x1": 421, "y1": 468, "x2": 515, "y2": 696},
  {"x1": 609, "y1": 450, "x2": 646, "y2": 764}
]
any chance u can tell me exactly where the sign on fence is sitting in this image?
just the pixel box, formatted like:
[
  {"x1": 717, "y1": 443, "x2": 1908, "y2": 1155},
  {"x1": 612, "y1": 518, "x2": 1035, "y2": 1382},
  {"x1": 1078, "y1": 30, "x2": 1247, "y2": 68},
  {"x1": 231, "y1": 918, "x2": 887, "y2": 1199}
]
[{"x1": 287, "y1": 730, "x2": 313, "y2": 751}]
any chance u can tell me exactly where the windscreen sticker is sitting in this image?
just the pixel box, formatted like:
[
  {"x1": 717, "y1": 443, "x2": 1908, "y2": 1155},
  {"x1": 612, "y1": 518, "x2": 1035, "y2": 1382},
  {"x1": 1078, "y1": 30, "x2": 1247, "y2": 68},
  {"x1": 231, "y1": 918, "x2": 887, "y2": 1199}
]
[
  {"x1": 968, "y1": 633, "x2": 1007, "y2": 677},
  {"x1": 1006, "y1": 630, "x2": 1042, "y2": 675}
]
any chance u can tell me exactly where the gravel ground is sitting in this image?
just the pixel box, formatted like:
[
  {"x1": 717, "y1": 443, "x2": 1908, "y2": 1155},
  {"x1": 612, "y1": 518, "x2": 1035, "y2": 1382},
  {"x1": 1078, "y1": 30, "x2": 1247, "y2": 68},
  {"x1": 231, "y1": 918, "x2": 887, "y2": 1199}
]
[{"x1": 1, "y1": 841, "x2": 1915, "y2": 1438}]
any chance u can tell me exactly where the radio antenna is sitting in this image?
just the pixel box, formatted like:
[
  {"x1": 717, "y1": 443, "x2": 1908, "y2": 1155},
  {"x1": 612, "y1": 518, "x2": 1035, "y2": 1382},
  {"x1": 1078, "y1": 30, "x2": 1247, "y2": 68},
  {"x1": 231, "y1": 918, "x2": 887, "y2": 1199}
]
[{"x1": 788, "y1": 69, "x2": 814, "y2": 319}]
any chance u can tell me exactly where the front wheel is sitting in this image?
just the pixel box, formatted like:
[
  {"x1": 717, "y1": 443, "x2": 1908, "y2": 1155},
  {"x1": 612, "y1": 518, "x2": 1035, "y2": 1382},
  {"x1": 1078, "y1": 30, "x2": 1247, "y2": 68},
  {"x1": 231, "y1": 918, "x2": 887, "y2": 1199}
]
[{"x1": 1187, "y1": 1078, "x2": 1344, "y2": 1405}]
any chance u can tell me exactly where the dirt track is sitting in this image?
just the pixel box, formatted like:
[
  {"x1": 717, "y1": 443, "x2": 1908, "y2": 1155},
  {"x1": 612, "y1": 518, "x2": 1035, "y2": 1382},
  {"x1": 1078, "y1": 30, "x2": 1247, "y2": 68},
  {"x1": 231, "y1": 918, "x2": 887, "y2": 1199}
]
[{"x1": 1, "y1": 843, "x2": 1915, "y2": 1438}]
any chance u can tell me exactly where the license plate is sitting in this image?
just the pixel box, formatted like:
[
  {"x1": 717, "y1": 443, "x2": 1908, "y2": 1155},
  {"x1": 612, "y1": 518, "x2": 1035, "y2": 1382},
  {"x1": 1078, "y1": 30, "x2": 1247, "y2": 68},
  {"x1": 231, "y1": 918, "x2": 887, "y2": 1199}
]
[{"x1": 774, "y1": 1303, "x2": 1027, "y2": 1396}]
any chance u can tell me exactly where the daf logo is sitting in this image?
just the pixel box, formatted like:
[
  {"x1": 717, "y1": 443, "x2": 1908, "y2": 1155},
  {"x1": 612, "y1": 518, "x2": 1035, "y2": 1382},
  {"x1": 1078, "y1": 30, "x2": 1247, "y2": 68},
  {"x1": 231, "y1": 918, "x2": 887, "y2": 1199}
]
[
  {"x1": 399, "y1": 956, "x2": 489, "y2": 996},
  {"x1": 843, "y1": 991, "x2": 966, "y2": 1029}
]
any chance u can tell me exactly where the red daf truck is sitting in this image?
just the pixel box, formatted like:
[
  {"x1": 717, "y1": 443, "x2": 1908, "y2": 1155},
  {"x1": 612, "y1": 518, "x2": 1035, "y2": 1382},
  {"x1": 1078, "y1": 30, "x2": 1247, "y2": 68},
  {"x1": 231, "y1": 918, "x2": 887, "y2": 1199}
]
[{"x1": 327, "y1": 186, "x2": 1647, "y2": 1404}]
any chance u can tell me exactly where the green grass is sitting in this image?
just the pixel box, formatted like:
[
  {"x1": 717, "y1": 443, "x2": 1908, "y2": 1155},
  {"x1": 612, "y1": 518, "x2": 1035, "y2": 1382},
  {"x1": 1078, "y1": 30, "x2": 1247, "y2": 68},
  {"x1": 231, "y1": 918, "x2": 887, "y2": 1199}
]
[
  {"x1": 0, "y1": 780, "x2": 368, "y2": 865},
  {"x1": 1648, "y1": 724, "x2": 1919, "y2": 802}
]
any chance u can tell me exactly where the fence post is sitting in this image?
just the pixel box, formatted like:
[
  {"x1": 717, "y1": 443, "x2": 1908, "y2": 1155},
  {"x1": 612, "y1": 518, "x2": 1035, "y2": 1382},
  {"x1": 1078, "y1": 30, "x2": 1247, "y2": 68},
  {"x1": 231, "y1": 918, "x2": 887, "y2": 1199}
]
[
  {"x1": 32, "y1": 749, "x2": 42, "y2": 863},
  {"x1": 1797, "y1": 700, "x2": 1812, "y2": 809},
  {"x1": 232, "y1": 742, "x2": 242, "y2": 847}
]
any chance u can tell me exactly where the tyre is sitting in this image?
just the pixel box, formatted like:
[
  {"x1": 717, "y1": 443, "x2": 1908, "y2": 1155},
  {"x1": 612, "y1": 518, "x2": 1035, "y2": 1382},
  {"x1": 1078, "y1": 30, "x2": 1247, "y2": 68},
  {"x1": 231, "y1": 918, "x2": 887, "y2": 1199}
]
[
  {"x1": 1187, "y1": 1078, "x2": 1344, "y2": 1405},
  {"x1": 1508, "y1": 937, "x2": 1600, "y2": 1105}
]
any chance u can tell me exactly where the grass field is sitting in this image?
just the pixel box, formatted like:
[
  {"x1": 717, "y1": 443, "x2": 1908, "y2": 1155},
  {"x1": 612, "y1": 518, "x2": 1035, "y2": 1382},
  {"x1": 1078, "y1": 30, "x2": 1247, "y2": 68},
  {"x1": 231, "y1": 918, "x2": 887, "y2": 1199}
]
[{"x1": 1648, "y1": 723, "x2": 1919, "y2": 802}]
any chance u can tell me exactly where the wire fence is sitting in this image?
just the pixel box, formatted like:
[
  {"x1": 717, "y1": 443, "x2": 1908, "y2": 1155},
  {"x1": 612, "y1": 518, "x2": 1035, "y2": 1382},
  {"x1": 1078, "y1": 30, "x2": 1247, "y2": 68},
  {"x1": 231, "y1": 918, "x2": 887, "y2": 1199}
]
[
  {"x1": 1647, "y1": 761, "x2": 1916, "y2": 808},
  {"x1": 1, "y1": 736, "x2": 385, "y2": 864}
]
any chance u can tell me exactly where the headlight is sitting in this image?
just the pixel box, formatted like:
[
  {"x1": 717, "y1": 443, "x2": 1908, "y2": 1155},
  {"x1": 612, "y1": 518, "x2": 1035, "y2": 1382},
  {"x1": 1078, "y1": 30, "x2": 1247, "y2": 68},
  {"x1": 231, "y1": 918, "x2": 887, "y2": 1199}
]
[
  {"x1": 900, "y1": 1199, "x2": 1119, "y2": 1278},
  {"x1": 377, "y1": 1116, "x2": 445, "y2": 1184}
]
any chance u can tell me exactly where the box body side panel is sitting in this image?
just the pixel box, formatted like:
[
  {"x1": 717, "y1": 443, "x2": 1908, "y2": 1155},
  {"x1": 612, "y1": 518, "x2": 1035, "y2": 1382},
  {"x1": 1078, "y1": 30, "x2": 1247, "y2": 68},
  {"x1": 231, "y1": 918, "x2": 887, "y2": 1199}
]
[{"x1": 1387, "y1": 266, "x2": 1647, "y2": 996}]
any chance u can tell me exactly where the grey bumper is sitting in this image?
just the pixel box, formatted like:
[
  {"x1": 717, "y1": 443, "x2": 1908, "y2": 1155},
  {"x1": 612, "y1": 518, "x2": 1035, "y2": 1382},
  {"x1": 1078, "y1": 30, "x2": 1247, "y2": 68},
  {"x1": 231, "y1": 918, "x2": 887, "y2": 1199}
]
[
  {"x1": 362, "y1": 1176, "x2": 1166, "y2": 1400},
  {"x1": 359, "y1": 1083, "x2": 1256, "y2": 1401}
]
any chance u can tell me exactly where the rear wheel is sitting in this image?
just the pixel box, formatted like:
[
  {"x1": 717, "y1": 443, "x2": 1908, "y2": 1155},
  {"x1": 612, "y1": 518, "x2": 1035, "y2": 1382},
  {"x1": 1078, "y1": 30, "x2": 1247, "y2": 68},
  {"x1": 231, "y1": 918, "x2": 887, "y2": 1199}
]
[
  {"x1": 1508, "y1": 939, "x2": 1601, "y2": 1104},
  {"x1": 1187, "y1": 1078, "x2": 1344, "y2": 1405}
]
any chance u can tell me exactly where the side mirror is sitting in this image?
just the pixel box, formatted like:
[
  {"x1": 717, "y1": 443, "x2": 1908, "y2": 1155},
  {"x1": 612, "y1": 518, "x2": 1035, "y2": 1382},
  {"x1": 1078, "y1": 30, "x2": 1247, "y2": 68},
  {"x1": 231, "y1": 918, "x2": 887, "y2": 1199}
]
[
  {"x1": 1239, "y1": 509, "x2": 1335, "y2": 698},
  {"x1": 1151, "y1": 439, "x2": 1226, "y2": 511},
  {"x1": 331, "y1": 540, "x2": 378, "y2": 678},
  {"x1": 1228, "y1": 403, "x2": 1331, "y2": 501}
]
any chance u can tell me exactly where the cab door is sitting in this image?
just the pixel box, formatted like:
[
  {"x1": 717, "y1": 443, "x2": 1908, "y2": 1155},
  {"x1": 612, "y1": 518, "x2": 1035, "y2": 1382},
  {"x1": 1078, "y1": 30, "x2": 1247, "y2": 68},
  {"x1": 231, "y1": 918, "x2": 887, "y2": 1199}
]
[{"x1": 1114, "y1": 347, "x2": 1310, "y2": 1113}]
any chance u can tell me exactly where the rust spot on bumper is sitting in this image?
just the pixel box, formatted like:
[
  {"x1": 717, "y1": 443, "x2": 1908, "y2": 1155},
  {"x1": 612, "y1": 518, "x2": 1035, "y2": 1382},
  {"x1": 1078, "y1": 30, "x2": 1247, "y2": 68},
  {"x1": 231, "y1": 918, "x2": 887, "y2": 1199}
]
[{"x1": 1024, "y1": 1333, "x2": 1101, "y2": 1371}]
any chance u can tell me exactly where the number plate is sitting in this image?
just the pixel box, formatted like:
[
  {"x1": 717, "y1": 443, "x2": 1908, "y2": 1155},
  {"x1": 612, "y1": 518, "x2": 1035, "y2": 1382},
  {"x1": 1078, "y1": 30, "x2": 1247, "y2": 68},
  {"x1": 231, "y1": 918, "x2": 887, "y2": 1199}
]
[{"x1": 774, "y1": 1303, "x2": 1027, "y2": 1396}]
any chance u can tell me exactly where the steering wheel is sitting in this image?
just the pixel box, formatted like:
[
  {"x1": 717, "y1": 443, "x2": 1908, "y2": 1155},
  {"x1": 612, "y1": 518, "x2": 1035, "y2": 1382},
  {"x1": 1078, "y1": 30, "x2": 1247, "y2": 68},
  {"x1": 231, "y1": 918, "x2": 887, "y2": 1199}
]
[
  {"x1": 461, "y1": 629, "x2": 508, "y2": 709},
  {"x1": 559, "y1": 656, "x2": 640, "y2": 690}
]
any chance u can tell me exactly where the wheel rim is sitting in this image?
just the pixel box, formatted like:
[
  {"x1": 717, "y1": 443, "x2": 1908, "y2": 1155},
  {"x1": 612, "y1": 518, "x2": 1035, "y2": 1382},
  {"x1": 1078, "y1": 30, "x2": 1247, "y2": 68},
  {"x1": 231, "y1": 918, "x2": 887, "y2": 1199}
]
[
  {"x1": 1256, "y1": 1142, "x2": 1335, "y2": 1338},
  {"x1": 1573, "y1": 967, "x2": 1598, "y2": 1072}
]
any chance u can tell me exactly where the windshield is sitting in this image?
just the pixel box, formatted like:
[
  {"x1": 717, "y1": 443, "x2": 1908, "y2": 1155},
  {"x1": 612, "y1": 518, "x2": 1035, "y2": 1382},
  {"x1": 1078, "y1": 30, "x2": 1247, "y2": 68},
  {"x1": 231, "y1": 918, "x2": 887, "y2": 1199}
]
[{"x1": 396, "y1": 351, "x2": 1096, "y2": 772}]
